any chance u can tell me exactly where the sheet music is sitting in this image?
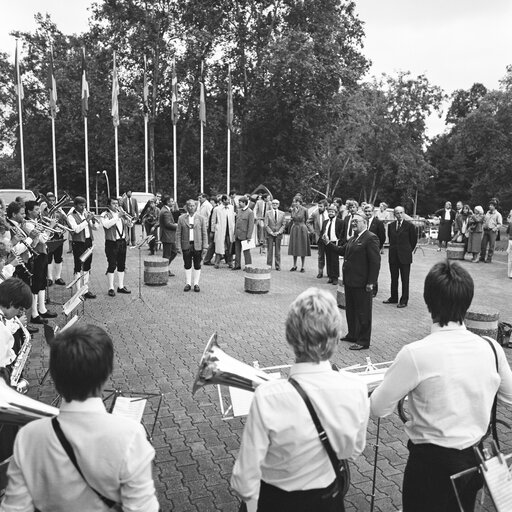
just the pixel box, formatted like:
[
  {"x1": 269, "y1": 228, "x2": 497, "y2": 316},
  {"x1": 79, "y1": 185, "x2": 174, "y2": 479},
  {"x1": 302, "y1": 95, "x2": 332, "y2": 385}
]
[
  {"x1": 483, "y1": 456, "x2": 512, "y2": 510},
  {"x1": 111, "y1": 397, "x2": 146, "y2": 423},
  {"x1": 241, "y1": 239, "x2": 256, "y2": 251},
  {"x1": 229, "y1": 372, "x2": 281, "y2": 417}
]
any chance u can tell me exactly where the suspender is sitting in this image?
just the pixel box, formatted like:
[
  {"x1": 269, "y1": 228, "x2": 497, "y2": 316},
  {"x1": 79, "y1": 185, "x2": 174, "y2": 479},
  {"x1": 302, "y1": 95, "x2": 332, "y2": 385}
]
[{"x1": 483, "y1": 336, "x2": 501, "y2": 449}]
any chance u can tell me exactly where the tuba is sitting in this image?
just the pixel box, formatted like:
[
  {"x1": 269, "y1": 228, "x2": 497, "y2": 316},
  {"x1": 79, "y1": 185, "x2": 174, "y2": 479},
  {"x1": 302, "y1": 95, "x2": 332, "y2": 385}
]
[{"x1": 192, "y1": 333, "x2": 271, "y2": 395}]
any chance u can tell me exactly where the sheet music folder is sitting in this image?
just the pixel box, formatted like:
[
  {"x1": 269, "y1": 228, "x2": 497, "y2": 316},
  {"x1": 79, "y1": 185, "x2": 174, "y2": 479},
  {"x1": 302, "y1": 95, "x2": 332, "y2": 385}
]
[{"x1": 482, "y1": 455, "x2": 512, "y2": 510}]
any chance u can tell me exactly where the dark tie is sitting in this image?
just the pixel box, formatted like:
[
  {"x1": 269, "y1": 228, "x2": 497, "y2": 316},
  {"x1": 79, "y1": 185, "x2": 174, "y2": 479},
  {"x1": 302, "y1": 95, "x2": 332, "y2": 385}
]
[
  {"x1": 398, "y1": 222, "x2": 401, "y2": 230},
  {"x1": 329, "y1": 219, "x2": 333, "y2": 240},
  {"x1": 348, "y1": 216, "x2": 353, "y2": 237},
  {"x1": 275, "y1": 210, "x2": 277, "y2": 222}
]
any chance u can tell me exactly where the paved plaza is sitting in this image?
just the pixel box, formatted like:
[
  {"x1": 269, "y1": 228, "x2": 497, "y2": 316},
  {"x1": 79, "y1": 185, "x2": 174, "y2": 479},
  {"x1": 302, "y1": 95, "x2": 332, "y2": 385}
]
[{"x1": 24, "y1": 227, "x2": 512, "y2": 512}]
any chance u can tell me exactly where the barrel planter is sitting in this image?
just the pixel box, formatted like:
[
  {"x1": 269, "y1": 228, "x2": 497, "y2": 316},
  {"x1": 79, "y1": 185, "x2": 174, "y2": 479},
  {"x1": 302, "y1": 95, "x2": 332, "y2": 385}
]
[
  {"x1": 447, "y1": 242, "x2": 465, "y2": 260},
  {"x1": 143, "y1": 257, "x2": 169, "y2": 286},
  {"x1": 337, "y1": 282, "x2": 346, "y2": 309},
  {"x1": 465, "y1": 307, "x2": 499, "y2": 340},
  {"x1": 244, "y1": 265, "x2": 271, "y2": 294}
]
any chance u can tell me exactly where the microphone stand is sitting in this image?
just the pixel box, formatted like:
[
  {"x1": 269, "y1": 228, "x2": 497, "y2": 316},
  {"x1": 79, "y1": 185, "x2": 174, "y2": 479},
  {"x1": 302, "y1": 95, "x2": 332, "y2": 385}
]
[{"x1": 130, "y1": 234, "x2": 154, "y2": 306}]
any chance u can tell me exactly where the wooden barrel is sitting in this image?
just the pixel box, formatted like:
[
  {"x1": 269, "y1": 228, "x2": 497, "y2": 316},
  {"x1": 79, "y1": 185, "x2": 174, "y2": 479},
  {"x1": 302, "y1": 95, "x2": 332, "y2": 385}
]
[
  {"x1": 144, "y1": 257, "x2": 168, "y2": 286},
  {"x1": 447, "y1": 242, "x2": 465, "y2": 260},
  {"x1": 465, "y1": 307, "x2": 499, "y2": 340},
  {"x1": 337, "y1": 282, "x2": 346, "y2": 309},
  {"x1": 244, "y1": 265, "x2": 271, "y2": 294}
]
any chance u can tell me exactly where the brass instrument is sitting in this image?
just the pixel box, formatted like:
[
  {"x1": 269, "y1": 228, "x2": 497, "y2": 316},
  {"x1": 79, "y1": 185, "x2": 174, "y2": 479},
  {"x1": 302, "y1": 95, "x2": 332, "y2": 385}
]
[
  {"x1": 5, "y1": 219, "x2": 40, "y2": 257},
  {"x1": 10, "y1": 317, "x2": 32, "y2": 394},
  {"x1": 116, "y1": 207, "x2": 136, "y2": 227},
  {"x1": 32, "y1": 220, "x2": 62, "y2": 235},
  {"x1": 41, "y1": 216, "x2": 73, "y2": 233},
  {"x1": 79, "y1": 245, "x2": 94, "y2": 263},
  {"x1": 84, "y1": 209, "x2": 98, "y2": 224},
  {"x1": 47, "y1": 193, "x2": 71, "y2": 216}
]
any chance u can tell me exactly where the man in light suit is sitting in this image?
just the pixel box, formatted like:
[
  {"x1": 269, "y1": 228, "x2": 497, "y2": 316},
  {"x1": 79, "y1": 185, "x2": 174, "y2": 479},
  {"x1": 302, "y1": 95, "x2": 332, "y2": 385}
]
[
  {"x1": 306, "y1": 199, "x2": 329, "y2": 278},
  {"x1": 212, "y1": 195, "x2": 236, "y2": 269},
  {"x1": 233, "y1": 197, "x2": 255, "y2": 270},
  {"x1": 159, "y1": 195, "x2": 178, "y2": 276},
  {"x1": 264, "y1": 199, "x2": 286, "y2": 270},
  {"x1": 383, "y1": 206, "x2": 418, "y2": 308},
  {"x1": 325, "y1": 214, "x2": 380, "y2": 350},
  {"x1": 319, "y1": 204, "x2": 343, "y2": 284},
  {"x1": 176, "y1": 199, "x2": 208, "y2": 292},
  {"x1": 121, "y1": 190, "x2": 138, "y2": 245}
]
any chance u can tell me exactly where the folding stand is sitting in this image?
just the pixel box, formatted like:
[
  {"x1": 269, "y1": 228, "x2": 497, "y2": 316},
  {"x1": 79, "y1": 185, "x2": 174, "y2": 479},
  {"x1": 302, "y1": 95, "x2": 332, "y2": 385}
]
[
  {"x1": 102, "y1": 388, "x2": 163, "y2": 441},
  {"x1": 130, "y1": 234, "x2": 154, "y2": 305}
]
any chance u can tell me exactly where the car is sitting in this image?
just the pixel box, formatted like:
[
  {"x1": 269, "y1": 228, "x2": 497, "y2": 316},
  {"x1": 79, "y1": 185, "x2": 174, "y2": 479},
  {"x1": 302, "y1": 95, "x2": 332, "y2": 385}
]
[
  {"x1": 129, "y1": 192, "x2": 155, "y2": 221},
  {"x1": 0, "y1": 189, "x2": 37, "y2": 205}
]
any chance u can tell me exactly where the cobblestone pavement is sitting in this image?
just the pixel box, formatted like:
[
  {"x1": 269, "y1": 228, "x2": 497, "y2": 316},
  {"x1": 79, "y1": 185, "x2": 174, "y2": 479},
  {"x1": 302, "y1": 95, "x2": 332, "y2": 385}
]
[{"x1": 24, "y1": 227, "x2": 512, "y2": 512}]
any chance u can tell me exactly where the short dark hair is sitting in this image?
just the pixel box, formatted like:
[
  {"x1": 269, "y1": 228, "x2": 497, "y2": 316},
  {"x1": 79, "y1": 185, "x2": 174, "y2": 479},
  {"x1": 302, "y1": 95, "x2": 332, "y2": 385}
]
[
  {"x1": 107, "y1": 197, "x2": 118, "y2": 206},
  {"x1": 74, "y1": 196, "x2": 86, "y2": 206},
  {"x1": 50, "y1": 324, "x2": 113, "y2": 402},
  {"x1": 229, "y1": 190, "x2": 237, "y2": 196},
  {"x1": 423, "y1": 261, "x2": 474, "y2": 327},
  {"x1": 24, "y1": 200, "x2": 37, "y2": 213},
  {"x1": 319, "y1": 199, "x2": 329, "y2": 207},
  {"x1": 238, "y1": 196, "x2": 248, "y2": 206},
  {"x1": 198, "y1": 193, "x2": 208, "y2": 200},
  {"x1": 0, "y1": 278, "x2": 32, "y2": 310},
  {"x1": 161, "y1": 194, "x2": 171, "y2": 206},
  {"x1": 220, "y1": 194, "x2": 228, "y2": 202},
  {"x1": 6, "y1": 201, "x2": 23, "y2": 219}
]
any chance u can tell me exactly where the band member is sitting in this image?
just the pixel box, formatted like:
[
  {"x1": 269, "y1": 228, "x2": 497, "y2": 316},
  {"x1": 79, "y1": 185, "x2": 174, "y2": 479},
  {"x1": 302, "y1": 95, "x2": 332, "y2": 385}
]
[
  {"x1": 67, "y1": 196, "x2": 97, "y2": 299},
  {"x1": 212, "y1": 195, "x2": 235, "y2": 269},
  {"x1": 371, "y1": 261, "x2": 512, "y2": 512},
  {"x1": 120, "y1": 190, "x2": 139, "y2": 245},
  {"x1": 23, "y1": 201, "x2": 58, "y2": 324},
  {"x1": 320, "y1": 205, "x2": 343, "y2": 285},
  {"x1": 1, "y1": 323, "x2": 159, "y2": 511},
  {"x1": 45, "y1": 192, "x2": 67, "y2": 286},
  {"x1": 264, "y1": 199, "x2": 286, "y2": 270},
  {"x1": 231, "y1": 288, "x2": 369, "y2": 511},
  {"x1": 175, "y1": 199, "x2": 208, "y2": 292},
  {"x1": 233, "y1": 197, "x2": 254, "y2": 270},
  {"x1": 159, "y1": 195, "x2": 178, "y2": 276},
  {"x1": 100, "y1": 198, "x2": 132, "y2": 297}
]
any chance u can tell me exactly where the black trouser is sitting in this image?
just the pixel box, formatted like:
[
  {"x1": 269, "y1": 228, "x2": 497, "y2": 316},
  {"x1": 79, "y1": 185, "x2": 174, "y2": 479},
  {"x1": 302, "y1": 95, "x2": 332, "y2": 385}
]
[
  {"x1": 204, "y1": 232, "x2": 215, "y2": 264},
  {"x1": 72, "y1": 238, "x2": 93, "y2": 274},
  {"x1": 256, "y1": 479, "x2": 344, "y2": 512},
  {"x1": 403, "y1": 441, "x2": 483, "y2": 512},
  {"x1": 344, "y1": 286, "x2": 372, "y2": 346},
  {"x1": 144, "y1": 223, "x2": 157, "y2": 253},
  {"x1": 162, "y1": 242, "x2": 177, "y2": 263},
  {"x1": 325, "y1": 243, "x2": 339, "y2": 279},
  {"x1": 48, "y1": 237, "x2": 64, "y2": 264},
  {"x1": 31, "y1": 253, "x2": 48, "y2": 293},
  {"x1": 389, "y1": 261, "x2": 411, "y2": 304},
  {"x1": 234, "y1": 238, "x2": 252, "y2": 268},
  {"x1": 105, "y1": 239, "x2": 127, "y2": 273},
  {"x1": 183, "y1": 248, "x2": 202, "y2": 270}
]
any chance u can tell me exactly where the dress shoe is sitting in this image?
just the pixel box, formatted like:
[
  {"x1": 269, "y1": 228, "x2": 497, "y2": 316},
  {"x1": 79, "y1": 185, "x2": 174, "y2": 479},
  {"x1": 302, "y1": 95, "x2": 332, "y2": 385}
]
[
  {"x1": 194, "y1": 285, "x2": 200, "y2": 292},
  {"x1": 349, "y1": 344, "x2": 369, "y2": 351},
  {"x1": 327, "y1": 278, "x2": 333, "y2": 284},
  {"x1": 290, "y1": 267, "x2": 297, "y2": 272},
  {"x1": 214, "y1": 264, "x2": 220, "y2": 269},
  {"x1": 108, "y1": 289, "x2": 116, "y2": 297},
  {"x1": 30, "y1": 316, "x2": 48, "y2": 325},
  {"x1": 300, "y1": 268, "x2": 305, "y2": 273},
  {"x1": 340, "y1": 336, "x2": 355, "y2": 342},
  {"x1": 383, "y1": 298, "x2": 398, "y2": 304},
  {"x1": 227, "y1": 264, "x2": 233, "y2": 269},
  {"x1": 316, "y1": 273, "x2": 323, "y2": 278},
  {"x1": 84, "y1": 291, "x2": 96, "y2": 299},
  {"x1": 117, "y1": 287, "x2": 131, "y2": 294},
  {"x1": 204, "y1": 261, "x2": 213, "y2": 266},
  {"x1": 54, "y1": 278, "x2": 66, "y2": 286},
  {"x1": 39, "y1": 310, "x2": 57, "y2": 319},
  {"x1": 275, "y1": 267, "x2": 280, "y2": 271},
  {"x1": 168, "y1": 271, "x2": 175, "y2": 277},
  {"x1": 26, "y1": 325, "x2": 39, "y2": 334},
  {"x1": 397, "y1": 303, "x2": 407, "y2": 308},
  {"x1": 47, "y1": 279, "x2": 53, "y2": 286},
  {"x1": 184, "y1": 284, "x2": 191, "y2": 292},
  {"x1": 332, "y1": 279, "x2": 338, "y2": 285},
  {"x1": 232, "y1": 266, "x2": 242, "y2": 270}
]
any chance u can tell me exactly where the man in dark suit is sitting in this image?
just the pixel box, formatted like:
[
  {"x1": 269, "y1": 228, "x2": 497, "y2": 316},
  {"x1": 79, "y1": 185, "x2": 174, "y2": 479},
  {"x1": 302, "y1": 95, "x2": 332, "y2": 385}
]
[
  {"x1": 121, "y1": 191, "x2": 139, "y2": 245},
  {"x1": 264, "y1": 199, "x2": 286, "y2": 270},
  {"x1": 233, "y1": 196, "x2": 255, "y2": 270},
  {"x1": 159, "y1": 195, "x2": 178, "y2": 276},
  {"x1": 364, "y1": 204, "x2": 386, "y2": 296},
  {"x1": 384, "y1": 206, "x2": 418, "y2": 308},
  {"x1": 341, "y1": 200, "x2": 359, "y2": 241},
  {"x1": 325, "y1": 214, "x2": 380, "y2": 350},
  {"x1": 176, "y1": 199, "x2": 208, "y2": 292},
  {"x1": 319, "y1": 205, "x2": 343, "y2": 285},
  {"x1": 306, "y1": 199, "x2": 329, "y2": 278}
]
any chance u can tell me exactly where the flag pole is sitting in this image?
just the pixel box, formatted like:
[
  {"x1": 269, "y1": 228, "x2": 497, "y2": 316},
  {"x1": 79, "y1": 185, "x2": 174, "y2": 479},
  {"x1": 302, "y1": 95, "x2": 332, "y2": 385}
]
[
  {"x1": 226, "y1": 64, "x2": 232, "y2": 195},
  {"x1": 144, "y1": 116, "x2": 149, "y2": 193},
  {"x1": 173, "y1": 124, "x2": 177, "y2": 200},
  {"x1": 143, "y1": 55, "x2": 149, "y2": 193},
  {"x1": 200, "y1": 122, "x2": 204, "y2": 194},
  {"x1": 227, "y1": 130, "x2": 230, "y2": 195},
  {"x1": 51, "y1": 117, "x2": 57, "y2": 198},
  {"x1": 84, "y1": 117, "x2": 90, "y2": 209},
  {"x1": 15, "y1": 40, "x2": 26, "y2": 189},
  {"x1": 171, "y1": 59, "x2": 178, "y2": 201},
  {"x1": 114, "y1": 126, "x2": 119, "y2": 198}
]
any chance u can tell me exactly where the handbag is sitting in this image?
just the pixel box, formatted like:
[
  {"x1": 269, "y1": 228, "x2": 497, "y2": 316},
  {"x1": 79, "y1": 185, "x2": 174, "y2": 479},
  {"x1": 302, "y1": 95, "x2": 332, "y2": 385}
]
[{"x1": 288, "y1": 378, "x2": 350, "y2": 500}]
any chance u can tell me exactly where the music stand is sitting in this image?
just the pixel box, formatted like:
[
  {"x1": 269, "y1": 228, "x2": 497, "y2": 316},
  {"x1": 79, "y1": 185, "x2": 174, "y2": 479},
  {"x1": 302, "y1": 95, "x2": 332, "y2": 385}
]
[
  {"x1": 130, "y1": 234, "x2": 154, "y2": 305},
  {"x1": 45, "y1": 239, "x2": 65, "y2": 305}
]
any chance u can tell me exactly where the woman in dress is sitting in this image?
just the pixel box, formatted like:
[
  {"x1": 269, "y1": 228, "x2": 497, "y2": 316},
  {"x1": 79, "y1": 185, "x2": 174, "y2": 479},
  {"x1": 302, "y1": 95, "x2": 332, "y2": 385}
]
[
  {"x1": 466, "y1": 205, "x2": 485, "y2": 262},
  {"x1": 435, "y1": 201, "x2": 456, "y2": 251},
  {"x1": 452, "y1": 204, "x2": 472, "y2": 258},
  {"x1": 288, "y1": 196, "x2": 311, "y2": 272}
]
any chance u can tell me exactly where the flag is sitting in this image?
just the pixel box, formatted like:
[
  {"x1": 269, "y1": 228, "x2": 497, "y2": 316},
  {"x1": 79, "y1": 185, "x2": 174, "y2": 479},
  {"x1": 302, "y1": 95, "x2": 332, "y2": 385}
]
[
  {"x1": 143, "y1": 55, "x2": 149, "y2": 116},
  {"x1": 81, "y1": 47, "x2": 89, "y2": 118},
  {"x1": 171, "y1": 60, "x2": 178, "y2": 125},
  {"x1": 15, "y1": 40, "x2": 24, "y2": 100},
  {"x1": 227, "y1": 65, "x2": 233, "y2": 131},
  {"x1": 199, "y1": 61, "x2": 206, "y2": 126},
  {"x1": 111, "y1": 52, "x2": 119, "y2": 127},
  {"x1": 47, "y1": 45, "x2": 58, "y2": 119}
]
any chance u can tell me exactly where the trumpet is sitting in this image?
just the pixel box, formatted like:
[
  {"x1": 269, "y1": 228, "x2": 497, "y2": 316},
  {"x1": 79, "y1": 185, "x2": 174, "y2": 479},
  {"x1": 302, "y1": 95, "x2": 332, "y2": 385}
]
[
  {"x1": 84, "y1": 210, "x2": 98, "y2": 224},
  {"x1": 116, "y1": 207, "x2": 136, "y2": 226},
  {"x1": 41, "y1": 216, "x2": 73, "y2": 233},
  {"x1": 32, "y1": 220, "x2": 63, "y2": 235}
]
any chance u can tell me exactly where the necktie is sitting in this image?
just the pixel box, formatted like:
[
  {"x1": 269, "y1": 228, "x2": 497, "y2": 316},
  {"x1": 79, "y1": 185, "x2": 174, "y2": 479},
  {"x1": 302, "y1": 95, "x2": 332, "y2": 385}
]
[
  {"x1": 398, "y1": 222, "x2": 401, "y2": 230},
  {"x1": 275, "y1": 210, "x2": 277, "y2": 222},
  {"x1": 348, "y1": 216, "x2": 353, "y2": 237}
]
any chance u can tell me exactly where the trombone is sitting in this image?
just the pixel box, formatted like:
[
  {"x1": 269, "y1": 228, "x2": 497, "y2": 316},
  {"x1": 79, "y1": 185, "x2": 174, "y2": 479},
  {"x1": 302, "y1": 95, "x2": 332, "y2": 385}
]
[
  {"x1": 40, "y1": 216, "x2": 73, "y2": 233},
  {"x1": 47, "y1": 193, "x2": 72, "y2": 216}
]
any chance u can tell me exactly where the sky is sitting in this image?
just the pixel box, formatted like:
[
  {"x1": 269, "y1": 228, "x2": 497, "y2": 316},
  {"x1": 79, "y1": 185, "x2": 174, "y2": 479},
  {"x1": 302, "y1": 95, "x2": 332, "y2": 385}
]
[{"x1": 1, "y1": 0, "x2": 511, "y2": 137}]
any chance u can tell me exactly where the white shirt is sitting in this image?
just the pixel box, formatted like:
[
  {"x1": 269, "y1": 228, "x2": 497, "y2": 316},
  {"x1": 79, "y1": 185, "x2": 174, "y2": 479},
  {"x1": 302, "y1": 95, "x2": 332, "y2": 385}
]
[
  {"x1": 188, "y1": 214, "x2": 195, "y2": 242},
  {"x1": 444, "y1": 209, "x2": 451, "y2": 220},
  {"x1": 371, "y1": 323, "x2": 512, "y2": 449},
  {"x1": 0, "y1": 314, "x2": 15, "y2": 367},
  {"x1": 100, "y1": 211, "x2": 124, "y2": 239},
  {"x1": 326, "y1": 217, "x2": 337, "y2": 242},
  {"x1": 1, "y1": 398, "x2": 159, "y2": 512},
  {"x1": 67, "y1": 211, "x2": 92, "y2": 238},
  {"x1": 231, "y1": 361, "x2": 369, "y2": 500},
  {"x1": 198, "y1": 201, "x2": 213, "y2": 220}
]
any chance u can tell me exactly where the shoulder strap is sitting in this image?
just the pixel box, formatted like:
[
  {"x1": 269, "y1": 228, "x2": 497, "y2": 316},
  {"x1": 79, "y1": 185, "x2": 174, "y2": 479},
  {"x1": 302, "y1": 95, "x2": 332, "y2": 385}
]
[
  {"x1": 51, "y1": 418, "x2": 117, "y2": 508},
  {"x1": 482, "y1": 336, "x2": 500, "y2": 449}
]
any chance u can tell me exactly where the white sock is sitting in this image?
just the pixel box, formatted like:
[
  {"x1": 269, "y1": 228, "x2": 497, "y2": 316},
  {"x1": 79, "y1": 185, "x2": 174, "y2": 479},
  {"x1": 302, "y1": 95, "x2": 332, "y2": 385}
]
[
  {"x1": 38, "y1": 290, "x2": 48, "y2": 314},
  {"x1": 31, "y1": 294, "x2": 38, "y2": 318},
  {"x1": 48, "y1": 264, "x2": 54, "y2": 281},
  {"x1": 54, "y1": 263, "x2": 62, "y2": 280},
  {"x1": 107, "y1": 272, "x2": 114, "y2": 290},
  {"x1": 118, "y1": 271, "x2": 124, "y2": 289},
  {"x1": 193, "y1": 269, "x2": 201, "y2": 286},
  {"x1": 185, "y1": 268, "x2": 192, "y2": 285}
]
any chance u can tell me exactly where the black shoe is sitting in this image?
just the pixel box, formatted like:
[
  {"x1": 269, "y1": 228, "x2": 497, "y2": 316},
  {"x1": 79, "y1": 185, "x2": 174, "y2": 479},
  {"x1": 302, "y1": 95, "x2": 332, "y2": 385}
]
[
  {"x1": 117, "y1": 287, "x2": 131, "y2": 294},
  {"x1": 27, "y1": 325, "x2": 39, "y2": 334},
  {"x1": 47, "y1": 279, "x2": 53, "y2": 287},
  {"x1": 349, "y1": 344, "x2": 369, "y2": 351},
  {"x1": 194, "y1": 285, "x2": 200, "y2": 292},
  {"x1": 341, "y1": 336, "x2": 356, "y2": 342},
  {"x1": 108, "y1": 289, "x2": 116, "y2": 297},
  {"x1": 383, "y1": 298, "x2": 398, "y2": 304},
  {"x1": 204, "y1": 261, "x2": 212, "y2": 266},
  {"x1": 54, "y1": 278, "x2": 66, "y2": 286},
  {"x1": 275, "y1": 267, "x2": 280, "y2": 271},
  {"x1": 316, "y1": 273, "x2": 323, "y2": 278},
  {"x1": 184, "y1": 284, "x2": 191, "y2": 292},
  {"x1": 300, "y1": 268, "x2": 305, "y2": 273},
  {"x1": 327, "y1": 278, "x2": 333, "y2": 284},
  {"x1": 30, "y1": 316, "x2": 48, "y2": 325},
  {"x1": 397, "y1": 303, "x2": 407, "y2": 308},
  {"x1": 168, "y1": 271, "x2": 175, "y2": 277},
  {"x1": 332, "y1": 279, "x2": 338, "y2": 285},
  {"x1": 84, "y1": 291, "x2": 96, "y2": 299},
  {"x1": 290, "y1": 267, "x2": 297, "y2": 272},
  {"x1": 39, "y1": 310, "x2": 57, "y2": 319},
  {"x1": 232, "y1": 266, "x2": 242, "y2": 270}
]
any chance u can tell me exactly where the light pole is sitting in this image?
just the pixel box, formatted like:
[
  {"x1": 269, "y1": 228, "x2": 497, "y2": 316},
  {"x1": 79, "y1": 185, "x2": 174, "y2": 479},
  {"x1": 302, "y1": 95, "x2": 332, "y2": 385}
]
[{"x1": 103, "y1": 170, "x2": 111, "y2": 198}]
